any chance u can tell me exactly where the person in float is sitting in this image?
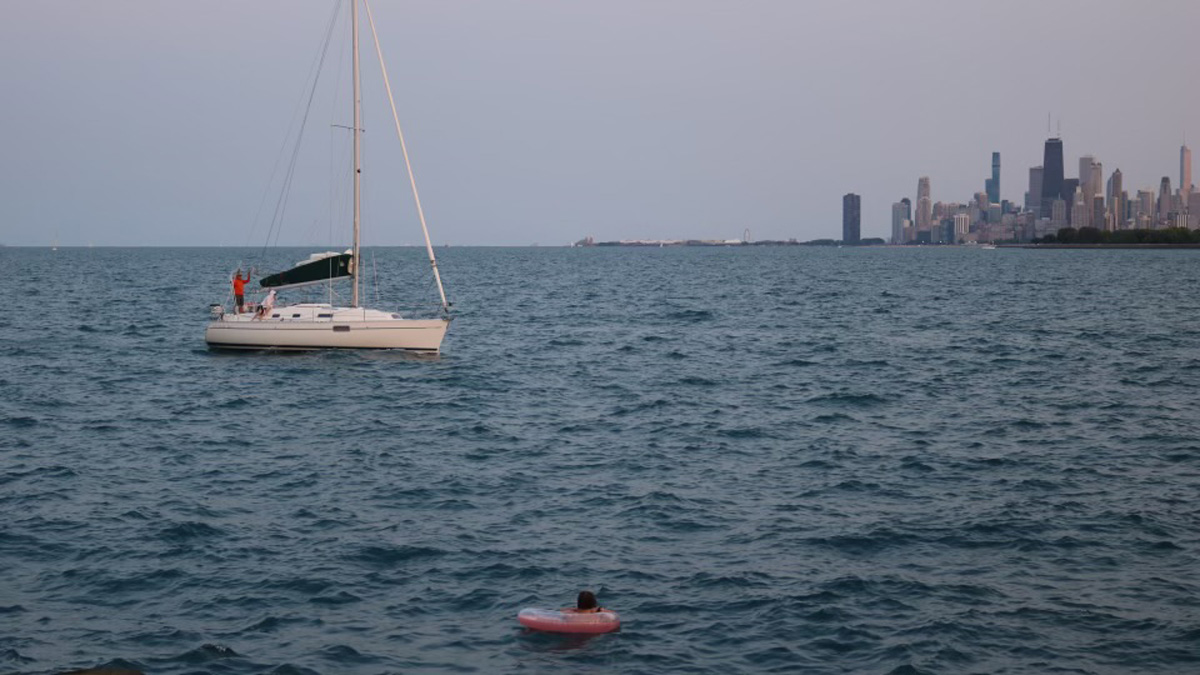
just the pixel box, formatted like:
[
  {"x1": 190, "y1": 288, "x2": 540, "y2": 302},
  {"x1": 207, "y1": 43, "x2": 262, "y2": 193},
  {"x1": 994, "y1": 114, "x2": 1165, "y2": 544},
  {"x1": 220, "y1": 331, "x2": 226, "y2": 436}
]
[
  {"x1": 231, "y1": 268, "x2": 252, "y2": 314},
  {"x1": 567, "y1": 590, "x2": 603, "y2": 614},
  {"x1": 254, "y1": 288, "x2": 277, "y2": 320}
]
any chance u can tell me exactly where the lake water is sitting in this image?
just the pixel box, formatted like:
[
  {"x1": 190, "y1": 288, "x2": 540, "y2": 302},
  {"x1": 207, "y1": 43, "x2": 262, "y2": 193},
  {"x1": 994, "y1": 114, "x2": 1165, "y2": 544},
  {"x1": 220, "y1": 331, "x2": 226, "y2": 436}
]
[{"x1": 2, "y1": 246, "x2": 1199, "y2": 674}]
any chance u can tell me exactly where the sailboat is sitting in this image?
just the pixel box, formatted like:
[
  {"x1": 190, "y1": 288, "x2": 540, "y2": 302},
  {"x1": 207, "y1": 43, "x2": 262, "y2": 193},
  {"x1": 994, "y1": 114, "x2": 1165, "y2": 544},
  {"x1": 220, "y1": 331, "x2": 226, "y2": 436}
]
[{"x1": 205, "y1": 0, "x2": 450, "y2": 352}]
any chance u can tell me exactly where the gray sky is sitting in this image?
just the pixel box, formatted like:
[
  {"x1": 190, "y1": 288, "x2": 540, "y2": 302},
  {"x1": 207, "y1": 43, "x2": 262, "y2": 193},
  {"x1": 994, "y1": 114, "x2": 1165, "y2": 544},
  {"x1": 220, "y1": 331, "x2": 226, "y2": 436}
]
[{"x1": 2, "y1": 0, "x2": 1198, "y2": 247}]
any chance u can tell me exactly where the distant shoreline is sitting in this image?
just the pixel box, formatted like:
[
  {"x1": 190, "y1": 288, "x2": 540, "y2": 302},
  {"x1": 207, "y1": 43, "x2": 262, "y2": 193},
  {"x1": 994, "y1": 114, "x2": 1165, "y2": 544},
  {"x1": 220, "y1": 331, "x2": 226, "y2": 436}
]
[
  {"x1": 581, "y1": 238, "x2": 888, "y2": 248},
  {"x1": 1016, "y1": 243, "x2": 1200, "y2": 249},
  {"x1": 13, "y1": 242, "x2": 1200, "y2": 250}
]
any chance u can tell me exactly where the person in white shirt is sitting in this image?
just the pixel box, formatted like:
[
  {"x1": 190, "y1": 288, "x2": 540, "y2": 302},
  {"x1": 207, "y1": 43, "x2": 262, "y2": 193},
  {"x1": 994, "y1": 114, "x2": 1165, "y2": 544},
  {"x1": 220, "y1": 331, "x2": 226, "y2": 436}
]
[{"x1": 254, "y1": 289, "x2": 277, "y2": 320}]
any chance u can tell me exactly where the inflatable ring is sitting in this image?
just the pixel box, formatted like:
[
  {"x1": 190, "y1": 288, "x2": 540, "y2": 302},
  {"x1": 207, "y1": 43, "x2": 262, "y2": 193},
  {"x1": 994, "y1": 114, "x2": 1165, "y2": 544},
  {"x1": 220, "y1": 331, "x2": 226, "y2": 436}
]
[{"x1": 517, "y1": 607, "x2": 621, "y2": 634}]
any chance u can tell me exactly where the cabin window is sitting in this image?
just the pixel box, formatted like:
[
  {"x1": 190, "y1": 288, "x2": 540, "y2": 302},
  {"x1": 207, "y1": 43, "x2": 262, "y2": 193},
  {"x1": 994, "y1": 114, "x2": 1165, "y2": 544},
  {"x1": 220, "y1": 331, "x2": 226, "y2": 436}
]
[
  {"x1": 318, "y1": 313, "x2": 333, "y2": 319},
  {"x1": 333, "y1": 325, "x2": 350, "y2": 332},
  {"x1": 271, "y1": 313, "x2": 280, "y2": 318},
  {"x1": 292, "y1": 313, "x2": 301, "y2": 318}
]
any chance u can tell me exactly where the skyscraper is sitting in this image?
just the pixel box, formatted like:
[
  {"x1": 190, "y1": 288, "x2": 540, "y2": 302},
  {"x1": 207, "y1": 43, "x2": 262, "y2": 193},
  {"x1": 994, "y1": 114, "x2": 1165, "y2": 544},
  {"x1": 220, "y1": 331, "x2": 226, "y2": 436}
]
[
  {"x1": 843, "y1": 193, "x2": 861, "y2": 244},
  {"x1": 1182, "y1": 144, "x2": 1193, "y2": 198},
  {"x1": 1061, "y1": 179, "x2": 1079, "y2": 221},
  {"x1": 1079, "y1": 155, "x2": 1095, "y2": 198},
  {"x1": 1027, "y1": 166, "x2": 1044, "y2": 213},
  {"x1": 1051, "y1": 198, "x2": 1067, "y2": 228},
  {"x1": 891, "y1": 201, "x2": 907, "y2": 244},
  {"x1": 1041, "y1": 137, "x2": 1064, "y2": 218},
  {"x1": 1093, "y1": 195, "x2": 1106, "y2": 232},
  {"x1": 953, "y1": 213, "x2": 970, "y2": 242},
  {"x1": 1158, "y1": 177, "x2": 1173, "y2": 223},
  {"x1": 1071, "y1": 187, "x2": 1089, "y2": 229},
  {"x1": 986, "y1": 152, "x2": 1001, "y2": 204},
  {"x1": 1110, "y1": 169, "x2": 1123, "y2": 229},
  {"x1": 1137, "y1": 189, "x2": 1156, "y2": 226},
  {"x1": 1088, "y1": 161, "x2": 1103, "y2": 202},
  {"x1": 917, "y1": 177, "x2": 932, "y2": 231}
]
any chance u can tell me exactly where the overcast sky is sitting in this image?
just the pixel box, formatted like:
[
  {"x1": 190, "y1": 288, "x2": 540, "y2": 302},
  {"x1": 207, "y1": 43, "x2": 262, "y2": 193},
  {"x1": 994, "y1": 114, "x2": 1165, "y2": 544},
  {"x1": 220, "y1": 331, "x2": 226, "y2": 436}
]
[{"x1": 2, "y1": 0, "x2": 1197, "y2": 246}]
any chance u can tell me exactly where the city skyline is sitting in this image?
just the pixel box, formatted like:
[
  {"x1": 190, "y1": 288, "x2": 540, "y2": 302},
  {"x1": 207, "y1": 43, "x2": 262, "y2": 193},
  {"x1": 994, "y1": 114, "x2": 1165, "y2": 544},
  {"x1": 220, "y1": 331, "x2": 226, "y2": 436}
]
[
  {"x1": 885, "y1": 135, "x2": 1196, "y2": 245},
  {"x1": 875, "y1": 123, "x2": 1199, "y2": 244}
]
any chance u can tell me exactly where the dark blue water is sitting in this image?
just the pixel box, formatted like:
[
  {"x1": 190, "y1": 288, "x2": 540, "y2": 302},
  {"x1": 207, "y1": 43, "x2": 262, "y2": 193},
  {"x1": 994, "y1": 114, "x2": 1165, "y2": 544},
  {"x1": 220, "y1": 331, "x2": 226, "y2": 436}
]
[{"x1": 3, "y1": 246, "x2": 1199, "y2": 674}]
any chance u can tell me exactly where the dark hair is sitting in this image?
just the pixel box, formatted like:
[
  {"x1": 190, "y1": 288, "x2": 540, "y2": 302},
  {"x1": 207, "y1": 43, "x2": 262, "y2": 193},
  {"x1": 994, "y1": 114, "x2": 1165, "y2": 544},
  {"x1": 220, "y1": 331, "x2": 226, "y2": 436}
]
[{"x1": 577, "y1": 590, "x2": 598, "y2": 610}]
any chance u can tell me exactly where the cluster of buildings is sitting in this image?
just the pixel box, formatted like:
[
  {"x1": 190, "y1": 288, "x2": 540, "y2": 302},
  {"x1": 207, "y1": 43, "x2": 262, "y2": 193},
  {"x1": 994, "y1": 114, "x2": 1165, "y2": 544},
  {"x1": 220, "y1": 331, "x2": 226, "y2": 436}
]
[{"x1": 842, "y1": 139, "x2": 1198, "y2": 245}]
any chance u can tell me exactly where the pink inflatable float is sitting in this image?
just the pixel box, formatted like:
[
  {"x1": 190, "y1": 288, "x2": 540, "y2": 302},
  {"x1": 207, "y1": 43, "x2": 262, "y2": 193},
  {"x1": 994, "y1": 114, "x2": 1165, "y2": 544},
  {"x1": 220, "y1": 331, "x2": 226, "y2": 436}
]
[{"x1": 517, "y1": 608, "x2": 621, "y2": 634}]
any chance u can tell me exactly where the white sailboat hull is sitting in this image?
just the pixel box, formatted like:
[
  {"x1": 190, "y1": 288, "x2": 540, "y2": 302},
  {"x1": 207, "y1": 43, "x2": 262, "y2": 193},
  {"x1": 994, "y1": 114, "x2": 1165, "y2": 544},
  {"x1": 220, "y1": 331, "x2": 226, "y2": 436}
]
[{"x1": 205, "y1": 304, "x2": 449, "y2": 352}]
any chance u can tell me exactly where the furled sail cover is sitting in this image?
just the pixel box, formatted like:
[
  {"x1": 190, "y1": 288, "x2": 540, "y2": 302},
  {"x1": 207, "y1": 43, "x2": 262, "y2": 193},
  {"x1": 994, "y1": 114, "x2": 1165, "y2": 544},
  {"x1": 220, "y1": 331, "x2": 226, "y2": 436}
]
[{"x1": 259, "y1": 251, "x2": 353, "y2": 290}]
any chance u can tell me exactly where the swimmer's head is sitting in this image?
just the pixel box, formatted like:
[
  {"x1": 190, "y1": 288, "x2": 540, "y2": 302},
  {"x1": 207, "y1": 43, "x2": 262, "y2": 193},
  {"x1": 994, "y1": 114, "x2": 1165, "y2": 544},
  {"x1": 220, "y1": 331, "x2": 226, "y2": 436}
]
[{"x1": 577, "y1": 590, "x2": 598, "y2": 610}]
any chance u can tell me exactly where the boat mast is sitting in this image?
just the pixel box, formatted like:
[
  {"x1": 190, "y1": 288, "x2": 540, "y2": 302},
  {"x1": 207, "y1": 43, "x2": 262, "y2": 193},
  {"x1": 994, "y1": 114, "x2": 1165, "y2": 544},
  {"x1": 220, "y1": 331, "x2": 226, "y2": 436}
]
[{"x1": 351, "y1": 0, "x2": 362, "y2": 307}]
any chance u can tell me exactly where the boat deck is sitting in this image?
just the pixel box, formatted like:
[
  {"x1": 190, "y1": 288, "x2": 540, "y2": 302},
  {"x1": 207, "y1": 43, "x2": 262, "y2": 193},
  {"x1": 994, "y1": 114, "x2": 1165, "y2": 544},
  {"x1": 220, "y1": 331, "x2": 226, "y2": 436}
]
[{"x1": 218, "y1": 303, "x2": 403, "y2": 323}]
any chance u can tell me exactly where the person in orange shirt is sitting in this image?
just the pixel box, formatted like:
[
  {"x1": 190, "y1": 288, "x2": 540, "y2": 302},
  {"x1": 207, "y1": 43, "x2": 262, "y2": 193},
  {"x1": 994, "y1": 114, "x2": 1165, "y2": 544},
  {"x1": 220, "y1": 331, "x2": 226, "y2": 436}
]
[{"x1": 232, "y1": 269, "x2": 251, "y2": 314}]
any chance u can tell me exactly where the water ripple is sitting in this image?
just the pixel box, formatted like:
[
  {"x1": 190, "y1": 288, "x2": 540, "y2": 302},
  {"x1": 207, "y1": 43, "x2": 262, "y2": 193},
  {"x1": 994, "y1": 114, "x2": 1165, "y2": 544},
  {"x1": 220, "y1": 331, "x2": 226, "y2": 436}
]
[{"x1": 1, "y1": 247, "x2": 1198, "y2": 673}]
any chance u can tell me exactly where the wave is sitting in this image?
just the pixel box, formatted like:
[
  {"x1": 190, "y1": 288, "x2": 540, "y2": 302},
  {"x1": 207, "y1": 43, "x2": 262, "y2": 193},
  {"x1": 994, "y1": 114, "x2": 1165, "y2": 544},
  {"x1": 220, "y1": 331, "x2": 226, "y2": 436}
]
[
  {"x1": 309, "y1": 591, "x2": 363, "y2": 605},
  {"x1": 312, "y1": 644, "x2": 381, "y2": 664},
  {"x1": 665, "y1": 309, "x2": 714, "y2": 322},
  {"x1": 776, "y1": 358, "x2": 818, "y2": 367},
  {"x1": 159, "y1": 521, "x2": 224, "y2": 541},
  {"x1": 1, "y1": 415, "x2": 39, "y2": 428},
  {"x1": 347, "y1": 544, "x2": 447, "y2": 566},
  {"x1": 263, "y1": 664, "x2": 323, "y2": 675},
  {"x1": 162, "y1": 643, "x2": 239, "y2": 664},
  {"x1": 0, "y1": 649, "x2": 35, "y2": 666},
  {"x1": 806, "y1": 392, "x2": 888, "y2": 407}
]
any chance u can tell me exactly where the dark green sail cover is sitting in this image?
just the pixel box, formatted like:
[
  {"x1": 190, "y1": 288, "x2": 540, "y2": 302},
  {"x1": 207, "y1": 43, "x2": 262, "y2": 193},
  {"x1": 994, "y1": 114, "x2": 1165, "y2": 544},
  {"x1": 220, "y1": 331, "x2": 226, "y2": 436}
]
[{"x1": 260, "y1": 253, "x2": 353, "y2": 289}]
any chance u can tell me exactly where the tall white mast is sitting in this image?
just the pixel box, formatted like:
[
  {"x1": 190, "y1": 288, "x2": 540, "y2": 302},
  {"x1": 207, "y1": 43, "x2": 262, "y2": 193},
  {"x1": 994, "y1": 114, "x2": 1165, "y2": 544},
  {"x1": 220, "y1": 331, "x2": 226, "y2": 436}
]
[{"x1": 351, "y1": 0, "x2": 362, "y2": 307}]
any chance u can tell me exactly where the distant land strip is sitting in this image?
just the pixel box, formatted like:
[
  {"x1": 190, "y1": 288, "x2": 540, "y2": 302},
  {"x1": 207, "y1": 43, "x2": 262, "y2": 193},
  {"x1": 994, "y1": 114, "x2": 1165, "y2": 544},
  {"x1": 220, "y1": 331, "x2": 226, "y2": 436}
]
[
  {"x1": 1018, "y1": 243, "x2": 1200, "y2": 249},
  {"x1": 575, "y1": 237, "x2": 888, "y2": 247}
]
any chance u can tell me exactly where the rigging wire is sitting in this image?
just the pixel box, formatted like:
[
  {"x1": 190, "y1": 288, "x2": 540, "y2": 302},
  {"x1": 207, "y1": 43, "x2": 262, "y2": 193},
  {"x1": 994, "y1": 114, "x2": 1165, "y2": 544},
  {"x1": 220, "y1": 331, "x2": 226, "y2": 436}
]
[
  {"x1": 329, "y1": 5, "x2": 348, "y2": 250},
  {"x1": 242, "y1": 0, "x2": 343, "y2": 268},
  {"x1": 259, "y1": 0, "x2": 343, "y2": 259},
  {"x1": 371, "y1": 250, "x2": 379, "y2": 307}
]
